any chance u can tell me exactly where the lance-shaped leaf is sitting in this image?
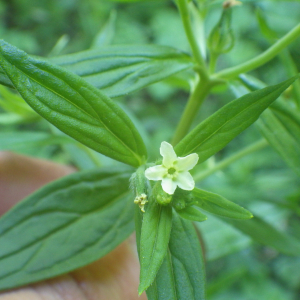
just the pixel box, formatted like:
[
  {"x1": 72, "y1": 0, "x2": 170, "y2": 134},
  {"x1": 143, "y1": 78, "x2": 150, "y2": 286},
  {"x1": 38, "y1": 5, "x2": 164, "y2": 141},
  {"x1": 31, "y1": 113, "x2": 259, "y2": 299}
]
[
  {"x1": 175, "y1": 76, "x2": 299, "y2": 162},
  {"x1": 193, "y1": 188, "x2": 253, "y2": 219},
  {"x1": 138, "y1": 200, "x2": 172, "y2": 295},
  {"x1": 0, "y1": 167, "x2": 134, "y2": 291},
  {"x1": 0, "y1": 40, "x2": 147, "y2": 167},
  {"x1": 0, "y1": 45, "x2": 194, "y2": 98},
  {"x1": 146, "y1": 213, "x2": 206, "y2": 300},
  {"x1": 222, "y1": 216, "x2": 300, "y2": 256}
]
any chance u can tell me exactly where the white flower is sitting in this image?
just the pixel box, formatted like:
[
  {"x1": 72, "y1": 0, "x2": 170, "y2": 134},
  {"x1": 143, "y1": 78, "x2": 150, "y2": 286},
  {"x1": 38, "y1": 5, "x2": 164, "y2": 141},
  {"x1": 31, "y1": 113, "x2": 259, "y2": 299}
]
[{"x1": 145, "y1": 141, "x2": 199, "y2": 195}]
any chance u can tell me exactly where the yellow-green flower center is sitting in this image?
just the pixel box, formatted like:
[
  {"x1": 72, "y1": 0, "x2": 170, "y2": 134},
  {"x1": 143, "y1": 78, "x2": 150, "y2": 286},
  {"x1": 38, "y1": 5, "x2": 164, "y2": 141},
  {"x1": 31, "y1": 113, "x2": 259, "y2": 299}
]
[{"x1": 168, "y1": 167, "x2": 177, "y2": 175}]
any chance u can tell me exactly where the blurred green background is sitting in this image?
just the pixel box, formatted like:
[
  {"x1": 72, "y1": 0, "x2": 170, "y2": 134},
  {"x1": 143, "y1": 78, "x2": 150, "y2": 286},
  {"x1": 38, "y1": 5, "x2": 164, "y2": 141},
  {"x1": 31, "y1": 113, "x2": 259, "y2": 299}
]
[{"x1": 1, "y1": 0, "x2": 300, "y2": 299}]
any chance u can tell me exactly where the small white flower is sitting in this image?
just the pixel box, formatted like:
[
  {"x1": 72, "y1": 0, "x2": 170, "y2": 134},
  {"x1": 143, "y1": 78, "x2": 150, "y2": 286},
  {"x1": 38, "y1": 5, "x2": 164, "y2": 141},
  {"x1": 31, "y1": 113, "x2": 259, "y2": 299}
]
[{"x1": 145, "y1": 141, "x2": 199, "y2": 195}]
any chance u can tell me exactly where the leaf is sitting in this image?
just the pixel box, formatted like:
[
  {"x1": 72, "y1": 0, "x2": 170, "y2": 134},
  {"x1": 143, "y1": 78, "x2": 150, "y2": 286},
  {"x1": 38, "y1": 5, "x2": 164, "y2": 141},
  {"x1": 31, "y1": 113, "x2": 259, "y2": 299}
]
[
  {"x1": 221, "y1": 216, "x2": 300, "y2": 256},
  {"x1": 176, "y1": 206, "x2": 207, "y2": 222},
  {"x1": 257, "y1": 109, "x2": 300, "y2": 176},
  {"x1": 146, "y1": 212, "x2": 206, "y2": 300},
  {"x1": 0, "y1": 40, "x2": 147, "y2": 167},
  {"x1": 193, "y1": 188, "x2": 253, "y2": 219},
  {"x1": 0, "y1": 45, "x2": 193, "y2": 98},
  {"x1": 175, "y1": 76, "x2": 299, "y2": 163},
  {"x1": 138, "y1": 200, "x2": 172, "y2": 295},
  {"x1": 0, "y1": 167, "x2": 135, "y2": 291},
  {"x1": 0, "y1": 131, "x2": 74, "y2": 151}
]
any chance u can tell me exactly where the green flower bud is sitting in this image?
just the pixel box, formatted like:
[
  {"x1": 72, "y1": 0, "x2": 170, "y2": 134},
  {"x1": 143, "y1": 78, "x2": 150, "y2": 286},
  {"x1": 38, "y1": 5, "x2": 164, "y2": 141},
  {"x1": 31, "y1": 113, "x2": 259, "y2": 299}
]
[
  {"x1": 152, "y1": 182, "x2": 172, "y2": 205},
  {"x1": 172, "y1": 189, "x2": 195, "y2": 211},
  {"x1": 208, "y1": 6, "x2": 235, "y2": 55}
]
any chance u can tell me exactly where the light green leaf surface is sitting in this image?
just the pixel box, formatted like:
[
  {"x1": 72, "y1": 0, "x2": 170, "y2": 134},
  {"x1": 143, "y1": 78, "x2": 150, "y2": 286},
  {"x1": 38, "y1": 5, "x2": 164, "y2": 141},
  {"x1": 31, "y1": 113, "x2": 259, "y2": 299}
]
[
  {"x1": 0, "y1": 40, "x2": 147, "y2": 167},
  {"x1": 222, "y1": 216, "x2": 300, "y2": 256},
  {"x1": 193, "y1": 188, "x2": 253, "y2": 219},
  {"x1": 0, "y1": 131, "x2": 74, "y2": 151},
  {"x1": 138, "y1": 201, "x2": 172, "y2": 295},
  {"x1": 176, "y1": 205, "x2": 207, "y2": 222},
  {"x1": 0, "y1": 45, "x2": 193, "y2": 98},
  {"x1": 257, "y1": 109, "x2": 300, "y2": 176},
  {"x1": 175, "y1": 76, "x2": 299, "y2": 163},
  {"x1": 0, "y1": 167, "x2": 134, "y2": 291},
  {"x1": 146, "y1": 213, "x2": 206, "y2": 300}
]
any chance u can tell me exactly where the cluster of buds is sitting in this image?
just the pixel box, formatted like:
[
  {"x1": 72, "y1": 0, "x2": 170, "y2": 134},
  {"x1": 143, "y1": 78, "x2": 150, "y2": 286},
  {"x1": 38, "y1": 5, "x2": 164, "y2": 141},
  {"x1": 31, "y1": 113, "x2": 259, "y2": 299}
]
[{"x1": 134, "y1": 194, "x2": 148, "y2": 213}]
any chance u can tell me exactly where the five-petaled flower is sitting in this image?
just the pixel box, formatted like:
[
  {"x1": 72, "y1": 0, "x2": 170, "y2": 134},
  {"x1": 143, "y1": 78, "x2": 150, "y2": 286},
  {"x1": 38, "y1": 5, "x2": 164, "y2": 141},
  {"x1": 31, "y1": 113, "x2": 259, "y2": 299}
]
[{"x1": 145, "y1": 141, "x2": 199, "y2": 195}]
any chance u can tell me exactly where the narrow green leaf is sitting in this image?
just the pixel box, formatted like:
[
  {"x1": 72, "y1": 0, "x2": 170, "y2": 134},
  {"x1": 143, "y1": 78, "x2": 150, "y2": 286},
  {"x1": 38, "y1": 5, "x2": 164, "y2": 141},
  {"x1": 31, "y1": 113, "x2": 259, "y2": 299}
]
[
  {"x1": 0, "y1": 167, "x2": 135, "y2": 291},
  {"x1": 176, "y1": 206, "x2": 207, "y2": 222},
  {"x1": 146, "y1": 213, "x2": 206, "y2": 300},
  {"x1": 175, "y1": 76, "x2": 299, "y2": 163},
  {"x1": 0, "y1": 45, "x2": 193, "y2": 98},
  {"x1": 222, "y1": 216, "x2": 300, "y2": 256},
  {"x1": 257, "y1": 109, "x2": 300, "y2": 176},
  {"x1": 0, "y1": 40, "x2": 147, "y2": 167},
  {"x1": 138, "y1": 201, "x2": 172, "y2": 294},
  {"x1": 193, "y1": 188, "x2": 253, "y2": 219}
]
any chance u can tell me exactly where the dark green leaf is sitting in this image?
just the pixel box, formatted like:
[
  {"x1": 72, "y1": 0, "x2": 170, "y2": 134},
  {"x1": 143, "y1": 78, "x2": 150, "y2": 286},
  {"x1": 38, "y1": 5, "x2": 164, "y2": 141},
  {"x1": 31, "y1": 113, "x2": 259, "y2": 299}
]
[
  {"x1": 138, "y1": 201, "x2": 172, "y2": 294},
  {"x1": 0, "y1": 45, "x2": 193, "y2": 98},
  {"x1": 176, "y1": 206, "x2": 207, "y2": 222},
  {"x1": 175, "y1": 76, "x2": 299, "y2": 163},
  {"x1": 0, "y1": 167, "x2": 134, "y2": 291},
  {"x1": 222, "y1": 216, "x2": 300, "y2": 256},
  {"x1": 193, "y1": 188, "x2": 253, "y2": 219},
  {"x1": 146, "y1": 212, "x2": 206, "y2": 300},
  {"x1": 0, "y1": 40, "x2": 147, "y2": 167}
]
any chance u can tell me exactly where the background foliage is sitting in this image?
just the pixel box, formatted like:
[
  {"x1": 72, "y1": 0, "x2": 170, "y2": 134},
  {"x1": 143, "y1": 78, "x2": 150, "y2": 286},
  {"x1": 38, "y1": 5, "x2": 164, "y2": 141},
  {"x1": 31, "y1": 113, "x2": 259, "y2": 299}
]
[{"x1": 0, "y1": 0, "x2": 300, "y2": 299}]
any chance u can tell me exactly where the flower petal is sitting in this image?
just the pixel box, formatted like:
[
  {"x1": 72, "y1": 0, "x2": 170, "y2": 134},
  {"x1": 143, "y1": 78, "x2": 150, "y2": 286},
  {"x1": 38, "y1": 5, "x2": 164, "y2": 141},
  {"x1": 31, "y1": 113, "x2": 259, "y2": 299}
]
[
  {"x1": 161, "y1": 178, "x2": 177, "y2": 195},
  {"x1": 175, "y1": 172, "x2": 195, "y2": 190},
  {"x1": 145, "y1": 165, "x2": 166, "y2": 180},
  {"x1": 176, "y1": 153, "x2": 199, "y2": 171},
  {"x1": 160, "y1": 141, "x2": 177, "y2": 168}
]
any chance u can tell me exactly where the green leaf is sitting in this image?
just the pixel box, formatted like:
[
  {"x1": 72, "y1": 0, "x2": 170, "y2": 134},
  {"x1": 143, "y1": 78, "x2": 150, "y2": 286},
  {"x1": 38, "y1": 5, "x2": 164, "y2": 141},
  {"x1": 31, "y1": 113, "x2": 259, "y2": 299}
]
[
  {"x1": 175, "y1": 76, "x2": 299, "y2": 163},
  {"x1": 138, "y1": 201, "x2": 172, "y2": 295},
  {"x1": 0, "y1": 167, "x2": 135, "y2": 291},
  {"x1": 0, "y1": 131, "x2": 74, "y2": 151},
  {"x1": 0, "y1": 45, "x2": 193, "y2": 98},
  {"x1": 193, "y1": 188, "x2": 253, "y2": 219},
  {"x1": 222, "y1": 216, "x2": 300, "y2": 256},
  {"x1": 0, "y1": 40, "x2": 147, "y2": 167},
  {"x1": 146, "y1": 212, "x2": 206, "y2": 300},
  {"x1": 176, "y1": 206, "x2": 207, "y2": 222},
  {"x1": 257, "y1": 109, "x2": 300, "y2": 176}
]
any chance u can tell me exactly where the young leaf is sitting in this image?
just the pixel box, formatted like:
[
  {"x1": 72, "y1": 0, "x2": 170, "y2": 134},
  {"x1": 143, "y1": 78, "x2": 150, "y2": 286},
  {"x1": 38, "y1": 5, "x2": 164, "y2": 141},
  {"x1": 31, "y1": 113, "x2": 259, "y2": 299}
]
[
  {"x1": 0, "y1": 167, "x2": 134, "y2": 291},
  {"x1": 222, "y1": 216, "x2": 300, "y2": 256},
  {"x1": 193, "y1": 188, "x2": 253, "y2": 219},
  {"x1": 0, "y1": 45, "x2": 194, "y2": 98},
  {"x1": 146, "y1": 213, "x2": 206, "y2": 300},
  {"x1": 138, "y1": 200, "x2": 172, "y2": 295},
  {"x1": 0, "y1": 40, "x2": 147, "y2": 167},
  {"x1": 175, "y1": 76, "x2": 299, "y2": 163},
  {"x1": 176, "y1": 206, "x2": 207, "y2": 222}
]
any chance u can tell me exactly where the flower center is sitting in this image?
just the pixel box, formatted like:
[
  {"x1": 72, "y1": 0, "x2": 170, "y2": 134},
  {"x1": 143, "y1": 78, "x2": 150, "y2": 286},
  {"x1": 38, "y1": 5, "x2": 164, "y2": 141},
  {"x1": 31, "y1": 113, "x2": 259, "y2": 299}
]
[{"x1": 168, "y1": 167, "x2": 177, "y2": 175}]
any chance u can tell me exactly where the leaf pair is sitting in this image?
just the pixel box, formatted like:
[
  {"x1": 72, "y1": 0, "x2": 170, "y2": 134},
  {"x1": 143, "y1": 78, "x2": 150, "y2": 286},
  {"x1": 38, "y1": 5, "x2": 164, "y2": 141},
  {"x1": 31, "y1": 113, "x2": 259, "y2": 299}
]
[
  {"x1": 136, "y1": 206, "x2": 206, "y2": 299},
  {"x1": 0, "y1": 167, "x2": 134, "y2": 291}
]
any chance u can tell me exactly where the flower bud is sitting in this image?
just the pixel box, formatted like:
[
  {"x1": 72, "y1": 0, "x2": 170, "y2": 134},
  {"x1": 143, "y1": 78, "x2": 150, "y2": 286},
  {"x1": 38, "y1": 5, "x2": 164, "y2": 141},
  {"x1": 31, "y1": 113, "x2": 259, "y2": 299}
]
[
  {"x1": 208, "y1": 6, "x2": 235, "y2": 55},
  {"x1": 172, "y1": 189, "x2": 195, "y2": 211},
  {"x1": 152, "y1": 182, "x2": 172, "y2": 205}
]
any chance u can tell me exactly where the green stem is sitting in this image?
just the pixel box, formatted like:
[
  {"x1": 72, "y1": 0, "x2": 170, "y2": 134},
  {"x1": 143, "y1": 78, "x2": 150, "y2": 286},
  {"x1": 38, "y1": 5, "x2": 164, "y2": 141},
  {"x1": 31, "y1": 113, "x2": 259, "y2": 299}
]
[
  {"x1": 214, "y1": 23, "x2": 300, "y2": 80},
  {"x1": 177, "y1": 0, "x2": 208, "y2": 80},
  {"x1": 172, "y1": 79, "x2": 213, "y2": 145},
  {"x1": 209, "y1": 53, "x2": 218, "y2": 74},
  {"x1": 193, "y1": 139, "x2": 268, "y2": 182}
]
